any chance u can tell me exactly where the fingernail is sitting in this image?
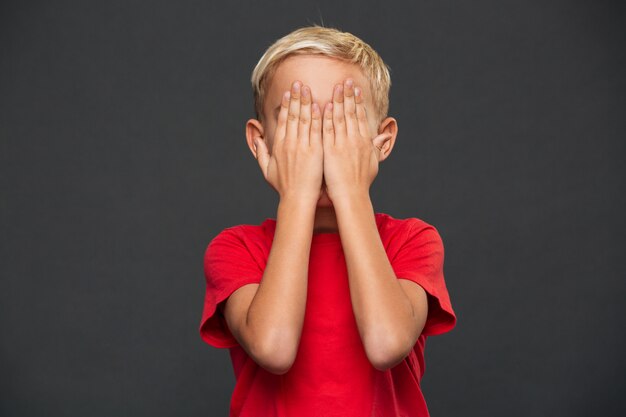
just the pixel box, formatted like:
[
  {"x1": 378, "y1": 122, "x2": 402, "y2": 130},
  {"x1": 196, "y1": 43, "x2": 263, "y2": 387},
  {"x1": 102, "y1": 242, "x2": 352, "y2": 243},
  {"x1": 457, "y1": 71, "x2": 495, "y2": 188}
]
[{"x1": 355, "y1": 87, "x2": 361, "y2": 97}]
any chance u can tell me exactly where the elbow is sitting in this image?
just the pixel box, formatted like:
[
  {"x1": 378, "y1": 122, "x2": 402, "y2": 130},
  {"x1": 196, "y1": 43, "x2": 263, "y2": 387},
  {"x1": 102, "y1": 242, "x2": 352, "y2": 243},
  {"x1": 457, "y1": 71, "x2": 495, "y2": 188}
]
[
  {"x1": 364, "y1": 333, "x2": 413, "y2": 372},
  {"x1": 258, "y1": 358, "x2": 294, "y2": 376},
  {"x1": 249, "y1": 335, "x2": 299, "y2": 375}
]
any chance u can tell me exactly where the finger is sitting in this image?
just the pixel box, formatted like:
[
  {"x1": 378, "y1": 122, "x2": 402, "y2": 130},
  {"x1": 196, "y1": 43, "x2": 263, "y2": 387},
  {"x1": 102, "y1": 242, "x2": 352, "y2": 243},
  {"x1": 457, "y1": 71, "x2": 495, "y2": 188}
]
[
  {"x1": 343, "y1": 78, "x2": 358, "y2": 139},
  {"x1": 310, "y1": 102, "x2": 322, "y2": 148},
  {"x1": 332, "y1": 83, "x2": 346, "y2": 140},
  {"x1": 274, "y1": 90, "x2": 291, "y2": 144},
  {"x1": 285, "y1": 80, "x2": 301, "y2": 141},
  {"x1": 354, "y1": 86, "x2": 370, "y2": 139},
  {"x1": 298, "y1": 85, "x2": 312, "y2": 144},
  {"x1": 322, "y1": 102, "x2": 334, "y2": 147}
]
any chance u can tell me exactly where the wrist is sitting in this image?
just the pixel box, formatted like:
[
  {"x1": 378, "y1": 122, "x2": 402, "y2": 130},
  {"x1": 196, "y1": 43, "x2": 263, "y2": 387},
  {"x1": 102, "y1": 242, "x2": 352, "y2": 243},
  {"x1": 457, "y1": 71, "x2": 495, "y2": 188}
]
[
  {"x1": 329, "y1": 190, "x2": 372, "y2": 210},
  {"x1": 278, "y1": 193, "x2": 320, "y2": 211}
]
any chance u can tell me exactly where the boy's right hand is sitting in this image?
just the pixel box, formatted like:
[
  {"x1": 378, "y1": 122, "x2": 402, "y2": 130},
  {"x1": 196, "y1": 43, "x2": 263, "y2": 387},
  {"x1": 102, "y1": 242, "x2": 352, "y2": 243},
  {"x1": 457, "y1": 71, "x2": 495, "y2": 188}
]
[{"x1": 254, "y1": 80, "x2": 324, "y2": 204}]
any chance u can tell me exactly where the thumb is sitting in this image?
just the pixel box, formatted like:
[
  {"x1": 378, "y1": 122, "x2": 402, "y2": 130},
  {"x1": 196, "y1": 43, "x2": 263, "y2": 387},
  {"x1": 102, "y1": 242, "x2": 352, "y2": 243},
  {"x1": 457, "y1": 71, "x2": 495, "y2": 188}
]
[
  {"x1": 253, "y1": 137, "x2": 270, "y2": 173},
  {"x1": 371, "y1": 132, "x2": 392, "y2": 154}
]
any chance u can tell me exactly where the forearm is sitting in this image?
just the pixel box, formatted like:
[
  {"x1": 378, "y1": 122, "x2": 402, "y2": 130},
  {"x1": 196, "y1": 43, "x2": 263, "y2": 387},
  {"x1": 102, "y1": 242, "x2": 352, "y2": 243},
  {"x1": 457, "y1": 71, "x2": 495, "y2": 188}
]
[
  {"x1": 246, "y1": 197, "x2": 316, "y2": 365},
  {"x1": 334, "y1": 194, "x2": 416, "y2": 368}
]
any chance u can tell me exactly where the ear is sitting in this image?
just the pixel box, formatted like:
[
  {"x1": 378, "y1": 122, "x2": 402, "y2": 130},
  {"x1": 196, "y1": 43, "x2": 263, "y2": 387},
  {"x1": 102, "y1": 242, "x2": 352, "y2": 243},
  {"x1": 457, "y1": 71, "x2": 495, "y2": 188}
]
[
  {"x1": 245, "y1": 118, "x2": 265, "y2": 158},
  {"x1": 373, "y1": 117, "x2": 398, "y2": 162}
]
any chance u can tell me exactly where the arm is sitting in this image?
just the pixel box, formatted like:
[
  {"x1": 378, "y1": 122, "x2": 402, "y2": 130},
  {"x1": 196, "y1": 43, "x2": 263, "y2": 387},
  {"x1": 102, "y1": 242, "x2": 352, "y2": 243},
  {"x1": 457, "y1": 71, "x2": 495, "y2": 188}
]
[
  {"x1": 223, "y1": 198, "x2": 316, "y2": 375},
  {"x1": 333, "y1": 195, "x2": 428, "y2": 371},
  {"x1": 223, "y1": 80, "x2": 323, "y2": 375},
  {"x1": 320, "y1": 78, "x2": 428, "y2": 371}
]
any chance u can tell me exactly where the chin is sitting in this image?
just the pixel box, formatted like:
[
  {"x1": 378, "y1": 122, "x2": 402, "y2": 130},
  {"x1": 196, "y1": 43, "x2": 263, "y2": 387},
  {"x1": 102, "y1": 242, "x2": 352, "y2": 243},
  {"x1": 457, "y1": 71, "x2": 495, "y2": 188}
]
[{"x1": 317, "y1": 188, "x2": 333, "y2": 206}]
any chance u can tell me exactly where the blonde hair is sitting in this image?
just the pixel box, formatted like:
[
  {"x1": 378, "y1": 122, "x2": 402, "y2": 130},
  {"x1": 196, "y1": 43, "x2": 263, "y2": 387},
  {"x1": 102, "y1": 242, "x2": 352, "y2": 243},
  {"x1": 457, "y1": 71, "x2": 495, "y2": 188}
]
[{"x1": 251, "y1": 25, "x2": 392, "y2": 125}]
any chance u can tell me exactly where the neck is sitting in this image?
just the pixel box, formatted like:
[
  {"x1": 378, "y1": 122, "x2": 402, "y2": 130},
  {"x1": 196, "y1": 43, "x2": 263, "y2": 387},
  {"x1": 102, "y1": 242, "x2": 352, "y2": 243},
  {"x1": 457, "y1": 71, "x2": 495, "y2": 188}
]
[{"x1": 313, "y1": 206, "x2": 339, "y2": 234}]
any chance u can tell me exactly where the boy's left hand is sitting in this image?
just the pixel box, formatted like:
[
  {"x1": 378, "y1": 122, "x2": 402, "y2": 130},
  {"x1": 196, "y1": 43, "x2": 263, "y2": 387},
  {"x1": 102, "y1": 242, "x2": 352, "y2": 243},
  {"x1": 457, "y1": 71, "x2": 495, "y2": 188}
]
[{"x1": 321, "y1": 78, "x2": 393, "y2": 203}]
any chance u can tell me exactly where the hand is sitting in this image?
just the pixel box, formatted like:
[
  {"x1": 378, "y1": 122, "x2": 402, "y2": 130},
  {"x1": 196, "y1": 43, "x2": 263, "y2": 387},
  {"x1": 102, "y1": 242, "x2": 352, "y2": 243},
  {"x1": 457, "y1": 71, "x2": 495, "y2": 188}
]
[
  {"x1": 321, "y1": 78, "x2": 393, "y2": 203},
  {"x1": 253, "y1": 80, "x2": 324, "y2": 204}
]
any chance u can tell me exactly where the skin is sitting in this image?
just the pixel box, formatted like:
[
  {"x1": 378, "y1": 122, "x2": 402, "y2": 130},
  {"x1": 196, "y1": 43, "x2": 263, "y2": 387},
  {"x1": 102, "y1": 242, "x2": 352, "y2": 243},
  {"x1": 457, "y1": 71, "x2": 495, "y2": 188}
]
[{"x1": 223, "y1": 54, "x2": 429, "y2": 374}]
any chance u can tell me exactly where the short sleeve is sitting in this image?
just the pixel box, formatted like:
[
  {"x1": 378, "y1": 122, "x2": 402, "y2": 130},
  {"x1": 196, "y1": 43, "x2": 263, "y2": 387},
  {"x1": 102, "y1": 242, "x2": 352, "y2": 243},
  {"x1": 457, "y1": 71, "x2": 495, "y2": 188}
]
[
  {"x1": 199, "y1": 227, "x2": 264, "y2": 348},
  {"x1": 391, "y1": 220, "x2": 457, "y2": 337}
]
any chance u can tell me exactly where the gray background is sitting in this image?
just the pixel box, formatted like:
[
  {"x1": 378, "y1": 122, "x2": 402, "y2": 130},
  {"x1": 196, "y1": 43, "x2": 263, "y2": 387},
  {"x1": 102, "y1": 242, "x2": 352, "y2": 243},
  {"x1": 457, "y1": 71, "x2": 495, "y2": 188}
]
[{"x1": 1, "y1": 0, "x2": 624, "y2": 416}]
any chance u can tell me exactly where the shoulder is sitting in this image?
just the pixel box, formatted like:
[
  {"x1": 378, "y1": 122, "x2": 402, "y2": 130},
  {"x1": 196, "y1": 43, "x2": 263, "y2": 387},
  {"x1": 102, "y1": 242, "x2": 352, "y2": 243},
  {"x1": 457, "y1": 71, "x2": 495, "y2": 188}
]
[
  {"x1": 204, "y1": 220, "x2": 273, "y2": 261},
  {"x1": 376, "y1": 212, "x2": 442, "y2": 248},
  {"x1": 207, "y1": 219, "x2": 272, "y2": 247}
]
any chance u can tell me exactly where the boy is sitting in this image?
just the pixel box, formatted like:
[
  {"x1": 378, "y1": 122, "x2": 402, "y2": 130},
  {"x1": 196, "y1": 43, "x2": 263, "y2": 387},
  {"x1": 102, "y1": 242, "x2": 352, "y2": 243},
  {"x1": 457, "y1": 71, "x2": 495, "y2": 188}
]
[{"x1": 199, "y1": 25, "x2": 456, "y2": 417}]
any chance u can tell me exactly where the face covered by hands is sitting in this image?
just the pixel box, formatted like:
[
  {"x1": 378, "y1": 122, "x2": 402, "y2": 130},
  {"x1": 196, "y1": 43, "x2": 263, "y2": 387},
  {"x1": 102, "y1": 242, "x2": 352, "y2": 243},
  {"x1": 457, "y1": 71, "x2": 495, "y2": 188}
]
[{"x1": 247, "y1": 55, "x2": 398, "y2": 208}]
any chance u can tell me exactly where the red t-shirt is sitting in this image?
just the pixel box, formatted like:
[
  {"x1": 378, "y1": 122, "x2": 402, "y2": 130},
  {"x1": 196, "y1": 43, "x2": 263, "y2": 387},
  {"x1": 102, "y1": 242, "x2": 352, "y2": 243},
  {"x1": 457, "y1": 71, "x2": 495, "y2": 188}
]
[{"x1": 199, "y1": 212, "x2": 456, "y2": 417}]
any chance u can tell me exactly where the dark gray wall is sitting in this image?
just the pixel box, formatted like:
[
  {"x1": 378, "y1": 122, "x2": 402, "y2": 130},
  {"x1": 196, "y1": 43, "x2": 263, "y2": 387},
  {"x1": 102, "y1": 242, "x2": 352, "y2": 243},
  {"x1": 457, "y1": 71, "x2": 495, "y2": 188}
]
[{"x1": 1, "y1": 1, "x2": 624, "y2": 416}]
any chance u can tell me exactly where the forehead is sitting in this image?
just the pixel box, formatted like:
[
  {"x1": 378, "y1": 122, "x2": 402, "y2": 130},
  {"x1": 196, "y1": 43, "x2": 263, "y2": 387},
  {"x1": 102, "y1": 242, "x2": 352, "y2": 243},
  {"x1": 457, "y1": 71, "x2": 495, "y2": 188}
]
[{"x1": 265, "y1": 54, "x2": 374, "y2": 117}]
